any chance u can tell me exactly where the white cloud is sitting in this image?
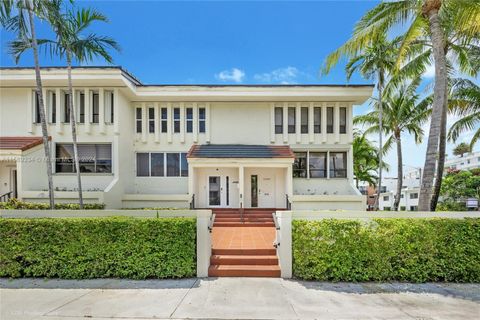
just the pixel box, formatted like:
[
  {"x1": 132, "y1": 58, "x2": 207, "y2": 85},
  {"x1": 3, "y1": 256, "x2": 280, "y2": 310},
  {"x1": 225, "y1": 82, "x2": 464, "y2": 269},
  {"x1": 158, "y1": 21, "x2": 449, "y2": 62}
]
[
  {"x1": 254, "y1": 66, "x2": 300, "y2": 84},
  {"x1": 423, "y1": 63, "x2": 435, "y2": 78},
  {"x1": 215, "y1": 68, "x2": 245, "y2": 83}
]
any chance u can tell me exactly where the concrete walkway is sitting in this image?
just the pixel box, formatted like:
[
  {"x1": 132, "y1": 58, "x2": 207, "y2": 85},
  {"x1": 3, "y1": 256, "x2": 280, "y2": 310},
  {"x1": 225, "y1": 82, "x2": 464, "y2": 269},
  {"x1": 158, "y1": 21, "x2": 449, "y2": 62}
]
[{"x1": 1, "y1": 278, "x2": 479, "y2": 320}]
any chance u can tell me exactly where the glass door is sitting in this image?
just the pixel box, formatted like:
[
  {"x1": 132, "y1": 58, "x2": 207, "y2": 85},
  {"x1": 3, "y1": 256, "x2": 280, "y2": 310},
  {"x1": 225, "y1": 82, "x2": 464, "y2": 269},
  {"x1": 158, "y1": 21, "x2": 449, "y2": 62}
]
[
  {"x1": 251, "y1": 175, "x2": 258, "y2": 207},
  {"x1": 209, "y1": 176, "x2": 221, "y2": 206}
]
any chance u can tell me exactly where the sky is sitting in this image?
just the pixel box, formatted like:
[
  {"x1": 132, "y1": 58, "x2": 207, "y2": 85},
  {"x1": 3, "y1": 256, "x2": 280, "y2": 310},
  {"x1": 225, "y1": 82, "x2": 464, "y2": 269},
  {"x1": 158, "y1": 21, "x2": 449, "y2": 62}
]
[{"x1": 0, "y1": 0, "x2": 476, "y2": 177}]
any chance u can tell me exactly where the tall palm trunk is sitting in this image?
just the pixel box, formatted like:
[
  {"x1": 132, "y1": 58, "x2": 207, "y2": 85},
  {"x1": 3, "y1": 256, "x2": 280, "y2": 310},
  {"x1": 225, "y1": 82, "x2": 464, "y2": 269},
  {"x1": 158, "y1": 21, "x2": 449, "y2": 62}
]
[
  {"x1": 418, "y1": 2, "x2": 448, "y2": 211},
  {"x1": 393, "y1": 132, "x2": 403, "y2": 211},
  {"x1": 374, "y1": 71, "x2": 384, "y2": 210},
  {"x1": 66, "y1": 53, "x2": 83, "y2": 209},
  {"x1": 430, "y1": 78, "x2": 448, "y2": 211},
  {"x1": 28, "y1": 8, "x2": 54, "y2": 209}
]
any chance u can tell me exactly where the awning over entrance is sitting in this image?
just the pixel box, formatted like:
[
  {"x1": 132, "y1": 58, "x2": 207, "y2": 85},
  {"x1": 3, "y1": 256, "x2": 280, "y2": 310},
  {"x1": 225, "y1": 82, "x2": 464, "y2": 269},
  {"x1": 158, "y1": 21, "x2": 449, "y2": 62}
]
[
  {"x1": 187, "y1": 144, "x2": 294, "y2": 159},
  {"x1": 0, "y1": 136, "x2": 45, "y2": 151}
]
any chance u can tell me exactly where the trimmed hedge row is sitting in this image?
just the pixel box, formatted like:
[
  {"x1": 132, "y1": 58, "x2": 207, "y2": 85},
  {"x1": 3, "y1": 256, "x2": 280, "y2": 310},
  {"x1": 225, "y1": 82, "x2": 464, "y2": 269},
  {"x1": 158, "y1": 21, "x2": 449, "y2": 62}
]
[
  {"x1": 0, "y1": 217, "x2": 196, "y2": 279},
  {"x1": 293, "y1": 218, "x2": 480, "y2": 282},
  {"x1": 0, "y1": 199, "x2": 105, "y2": 210}
]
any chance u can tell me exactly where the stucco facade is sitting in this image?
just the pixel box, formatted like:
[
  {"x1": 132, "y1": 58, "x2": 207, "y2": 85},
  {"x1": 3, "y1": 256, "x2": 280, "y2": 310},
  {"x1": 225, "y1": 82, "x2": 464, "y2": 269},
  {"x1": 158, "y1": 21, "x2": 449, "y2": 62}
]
[{"x1": 0, "y1": 67, "x2": 372, "y2": 209}]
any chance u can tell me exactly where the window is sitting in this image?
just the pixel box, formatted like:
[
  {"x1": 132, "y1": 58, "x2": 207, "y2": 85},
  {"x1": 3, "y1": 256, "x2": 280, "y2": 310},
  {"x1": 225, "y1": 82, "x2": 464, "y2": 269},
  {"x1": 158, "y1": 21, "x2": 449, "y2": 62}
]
[
  {"x1": 288, "y1": 107, "x2": 296, "y2": 133},
  {"x1": 136, "y1": 107, "x2": 142, "y2": 133},
  {"x1": 79, "y1": 93, "x2": 85, "y2": 123},
  {"x1": 199, "y1": 107, "x2": 206, "y2": 133},
  {"x1": 380, "y1": 186, "x2": 387, "y2": 193},
  {"x1": 410, "y1": 193, "x2": 419, "y2": 199},
  {"x1": 104, "y1": 91, "x2": 114, "y2": 124},
  {"x1": 274, "y1": 107, "x2": 283, "y2": 134},
  {"x1": 64, "y1": 93, "x2": 70, "y2": 123},
  {"x1": 401, "y1": 194, "x2": 404, "y2": 198},
  {"x1": 136, "y1": 152, "x2": 188, "y2": 177},
  {"x1": 293, "y1": 152, "x2": 307, "y2": 178},
  {"x1": 186, "y1": 107, "x2": 193, "y2": 133},
  {"x1": 167, "y1": 153, "x2": 180, "y2": 176},
  {"x1": 309, "y1": 152, "x2": 327, "y2": 178},
  {"x1": 34, "y1": 91, "x2": 41, "y2": 123},
  {"x1": 50, "y1": 92, "x2": 56, "y2": 123},
  {"x1": 329, "y1": 152, "x2": 347, "y2": 178},
  {"x1": 108, "y1": 91, "x2": 114, "y2": 123},
  {"x1": 136, "y1": 153, "x2": 149, "y2": 177},
  {"x1": 173, "y1": 108, "x2": 180, "y2": 133},
  {"x1": 148, "y1": 107, "x2": 155, "y2": 133},
  {"x1": 151, "y1": 153, "x2": 164, "y2": 176},
  {"x1": 92, "y1": 93, "x2": 99, "y2": 123},
  {"x1": 180, "y1": 153, "x2": 188, "y2": 177},
  {"x1": 327, "y1": 107, "x2": 334, "y2": 133},
  {"x1": 314, "y1": 107, "x2": 321, "y2": 133},
  {"x1": 340, "y1": 107, "x2": 347, "y2": 134},
  {"x1": 410, "y1": 206, "x2": 418, "y2": 211},
  {"x1": 383, "y1": 196, "x2": 389, "y2": 201},
  {"x1": 301, "y1": 107, "x2": 308, "y2": 133},
  {"x1": 55, "y1": 144, "x2": 112, "y2": 173},
  {"x1": 161, "y1": 108, "x2": 168, "y2": 133},
  {"x1": 226, "y1": 176, "x2": 230, "y2": 206}
]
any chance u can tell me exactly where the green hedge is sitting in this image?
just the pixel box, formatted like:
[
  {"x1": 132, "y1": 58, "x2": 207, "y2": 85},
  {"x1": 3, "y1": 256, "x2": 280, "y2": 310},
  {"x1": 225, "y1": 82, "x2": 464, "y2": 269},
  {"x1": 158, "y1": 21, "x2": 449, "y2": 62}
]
[
  {"x1": 0, "y1": 217, "x2": 196, "y2": 279},
  {"x1": 0, "y1": 199, "x2": 105, "y2": 210},
  {"x1": 293, "y1": 218, "x2": 480, "y2": 282}
]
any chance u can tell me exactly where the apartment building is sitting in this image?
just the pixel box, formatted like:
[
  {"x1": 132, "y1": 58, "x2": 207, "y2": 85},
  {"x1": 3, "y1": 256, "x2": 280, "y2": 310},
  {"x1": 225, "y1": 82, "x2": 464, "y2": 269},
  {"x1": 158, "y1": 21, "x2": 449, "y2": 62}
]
[{"x1": 0, "y1": 67, "x2": 372, "y2": 209}]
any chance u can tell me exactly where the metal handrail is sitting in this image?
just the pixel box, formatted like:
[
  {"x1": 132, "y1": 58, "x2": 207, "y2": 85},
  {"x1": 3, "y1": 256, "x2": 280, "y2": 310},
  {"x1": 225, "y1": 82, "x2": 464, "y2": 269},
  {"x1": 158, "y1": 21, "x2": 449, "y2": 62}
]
[
  {"x1": 0, "y1": 191, "x2": 13, "y2": 202},
  {"x1": 285, "y1": 194, "x2": 292, "y2": 210},
  {"x1": 208, "y1": 213, "x2": 216, "y2": 233},
  {"x1": 272, "y1": 212, "x2": 280, "y2": 231},
  {"x1": 189, "y1": 194, "x2": 195, "y2": 210},
  {"x1": 272, "y1": 212, "x2": 280, "y2": 248}
]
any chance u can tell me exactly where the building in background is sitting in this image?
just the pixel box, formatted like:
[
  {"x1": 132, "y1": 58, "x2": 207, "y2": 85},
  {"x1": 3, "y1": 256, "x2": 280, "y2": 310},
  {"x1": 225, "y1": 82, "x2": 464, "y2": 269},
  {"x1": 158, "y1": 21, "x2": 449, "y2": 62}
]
[
  {"x1": 379, "y1": 169, "x2": 421, "y2": 211},
  {"x1": 445, "y1": 151, "x2": 480, "y2": 171}
]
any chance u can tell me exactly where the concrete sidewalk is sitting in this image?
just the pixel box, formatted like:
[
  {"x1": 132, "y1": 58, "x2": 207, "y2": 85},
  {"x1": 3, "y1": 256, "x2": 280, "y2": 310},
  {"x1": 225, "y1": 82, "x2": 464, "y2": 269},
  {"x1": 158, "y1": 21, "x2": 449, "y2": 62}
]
[{"x1": 1, "y1": 278, "x2": 479, "y2": 320}]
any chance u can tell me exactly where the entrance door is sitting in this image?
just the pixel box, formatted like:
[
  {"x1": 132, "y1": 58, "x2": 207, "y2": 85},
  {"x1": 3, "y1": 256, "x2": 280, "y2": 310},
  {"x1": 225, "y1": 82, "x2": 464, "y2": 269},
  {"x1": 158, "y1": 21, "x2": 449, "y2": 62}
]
[
  {"x1": 208, "y1": 176, "x2": 221, "y2": 206},
  {"x1": 251, "y1": 175, "x2": 258, "y2": 207},
  {"x1": 259, "y1": 175, "x2": 275, "y2": 208}
]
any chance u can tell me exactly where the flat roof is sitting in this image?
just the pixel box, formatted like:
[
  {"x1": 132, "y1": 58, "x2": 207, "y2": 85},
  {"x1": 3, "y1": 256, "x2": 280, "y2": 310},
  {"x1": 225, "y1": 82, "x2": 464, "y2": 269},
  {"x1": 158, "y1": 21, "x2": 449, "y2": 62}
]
[
  {"x1": 187, "y1": 144, "x2": 295, "y2": 159},
  {"x1": 0, "y1": 66, "x2": 374, "y2": 88}
]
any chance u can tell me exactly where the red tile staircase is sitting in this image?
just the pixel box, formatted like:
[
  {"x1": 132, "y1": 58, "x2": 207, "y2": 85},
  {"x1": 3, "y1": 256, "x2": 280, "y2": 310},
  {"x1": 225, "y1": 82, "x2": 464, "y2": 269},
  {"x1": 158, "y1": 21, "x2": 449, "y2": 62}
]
[{"x1": 209, "y1": 208, "x2": 281, "y2": 277}]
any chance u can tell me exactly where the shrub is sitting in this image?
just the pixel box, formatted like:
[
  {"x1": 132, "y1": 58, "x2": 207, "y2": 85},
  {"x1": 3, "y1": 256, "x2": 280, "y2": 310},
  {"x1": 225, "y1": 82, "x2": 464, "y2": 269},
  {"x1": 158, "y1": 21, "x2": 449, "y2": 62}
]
[
  {"x1": 293, "y1": 218, "x2": 480, "y2": 282},
  {"x1": 0, "y1": 217, "x2": 196, "y2": 279},
  {"x1": 0, "y1": 198, "x2": 105, "y2": 210},
  {"x1": 436, "y1": 200, "x2": 467, "y2": 211}
]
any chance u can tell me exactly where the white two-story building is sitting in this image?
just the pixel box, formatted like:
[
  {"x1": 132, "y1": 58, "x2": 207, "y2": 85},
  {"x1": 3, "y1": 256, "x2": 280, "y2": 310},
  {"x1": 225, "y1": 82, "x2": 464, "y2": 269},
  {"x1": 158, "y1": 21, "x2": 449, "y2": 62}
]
[{"x1": 0, "y1": 67, "x2": 372, "y2": 209}]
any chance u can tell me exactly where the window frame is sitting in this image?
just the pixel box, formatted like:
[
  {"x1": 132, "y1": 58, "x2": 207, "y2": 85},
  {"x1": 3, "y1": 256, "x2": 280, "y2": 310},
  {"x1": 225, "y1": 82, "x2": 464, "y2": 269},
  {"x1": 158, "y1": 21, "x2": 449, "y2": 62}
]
[
  {"x1": 92, "y1": 92, "x2": 100, "y2": 123},
  {"x1": 274, "y1": 107, "x2": 283, "y2": 134},
  {"x1": 135, "y1": 152, "x2": 188, "y2": 177},
  {"x1": 339, "y1": 106, "x2": 347, "y2": 134},
  {"x1": 173, "y1": 107, "x2": 180, "y2": 133},
  {"x1": 329, "y1": 151, "x2": 347, "y2": 178},
  {"x1": 301, "y1": 107, "x2": 308, "y2": 134},
  {"x1": 327, "y1": 107, "x2": 334, "y2": 133},
  {"x1": 161, "y1": 107, "x2": 168, "y2": 133},
  {"x1": 314, "y1": 107, "x2": 321, "y2": 133},
  {"x1": 55, "y1": 143, "x2": 112, "y2": 174},
  {"x1": 135, "y1": 107, "x2": 142, "y2": 133},
  {"x1": 198, "y1": 107, "x2": 206, "y2": 133},
  {"x1": 148, "y1": 107, "x2": 155, "y2": 133},
  {"x1": 288, "y1": 107, "x2": 296, "y2": 134},
  {"x1": 186, "y1": 107, "x2": 193, "y2": 133}
]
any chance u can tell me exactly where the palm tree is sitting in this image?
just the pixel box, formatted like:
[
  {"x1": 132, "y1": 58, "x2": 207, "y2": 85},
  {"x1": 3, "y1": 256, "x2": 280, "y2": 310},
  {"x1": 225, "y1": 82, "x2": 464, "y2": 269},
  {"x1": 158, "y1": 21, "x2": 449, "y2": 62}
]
[
  {"x1": 321, "y1": 0, "x2": 480, "y2": 211},
  {"x1": 452, "y1": 143, "x2": 471, "y2": 157},
  {"x1": 352, "y1": 131, "x2": 382, "y2": 189},
  {"x1": 355, "y1": 78, "x2": 431, "y2": 211},
  {"x1": 448, "y1": 79, "x2": 480, "y2": 150},
  {"x1": 326, "y1": 34, "x2": 397, "y2": 210},
  {"x1": 10, "y1": 3, "x2": 120, "y2": 209},
  {"x1": 1, "y1": 0, "x2": 56, "y2": 208}
]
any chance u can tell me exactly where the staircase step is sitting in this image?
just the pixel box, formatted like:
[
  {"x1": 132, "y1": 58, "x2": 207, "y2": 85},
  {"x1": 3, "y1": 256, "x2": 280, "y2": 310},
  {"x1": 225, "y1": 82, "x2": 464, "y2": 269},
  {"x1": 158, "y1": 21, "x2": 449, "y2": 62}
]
[
  {"x1": 212, "y1": 248, "x2": 277, "y2": 255},
  {"x1": 211, "y1": 255, "x2": 278, "y2": 265},
  {"x1": 208, "y1": 265, "x2": 281, "y2": 277},
  {"x1": 213, "y1": 222, "x2": 275, "y2": 227},
  {"x1": 214, "y1": 218, "x2": 273, "y2": 222}
]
